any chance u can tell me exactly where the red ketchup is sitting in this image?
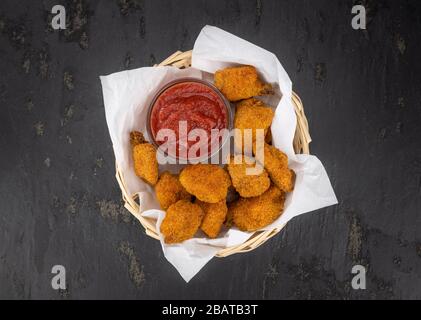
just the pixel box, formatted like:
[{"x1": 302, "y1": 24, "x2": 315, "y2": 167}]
[{"x1": 150, "y1": 80, "x2": 228, "y2": 159}]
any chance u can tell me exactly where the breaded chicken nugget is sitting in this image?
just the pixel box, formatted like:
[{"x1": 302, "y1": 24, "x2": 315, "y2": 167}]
[
  {"x1": 155, "y1": 172, "x2": 192, "y2": 210},
  {"x1": 160, "y1": 200, "x2": 204, "y2": 244},
  {"x1": 234, "y1": 98, "x2": 274, "y2": 152},
  {"x1": 130, "y1": 131, "x2": 146, "y2": 147},
  {"x1": 231, "y1": 185, "x2": 285, "y2": 232},
  {"x1": 253, "y1": 143, "x2": 295, "y2": 193},
  {"x1": 179, "y1": 164, "x2": 231, "y2": 203},
  {"x1": 132, "y1": 143, "x2": 158, "y2": 185},
  {"x1": 196, "y1": 200, "x2": 228, "y2": 238},
  {"x1": 227, "y1": 155, "x2": 270, "y2": 198},
  {"x1": 214, "y1": 66, "x2": 273, "y2": 102}
]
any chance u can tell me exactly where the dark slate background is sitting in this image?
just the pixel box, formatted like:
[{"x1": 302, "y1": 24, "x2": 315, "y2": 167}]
[{"x1": 0, "y1": 0, "x2": 420, "y2": 300}]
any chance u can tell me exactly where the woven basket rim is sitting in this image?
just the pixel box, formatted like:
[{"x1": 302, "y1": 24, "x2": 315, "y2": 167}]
[{"x1": 115, "y1": 50, "x2": 312, "y2": 258}]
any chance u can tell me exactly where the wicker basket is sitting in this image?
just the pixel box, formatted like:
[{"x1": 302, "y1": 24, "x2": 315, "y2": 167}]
[{"x1": 115, "y1": 50, "x2": 311, "y2": 257}]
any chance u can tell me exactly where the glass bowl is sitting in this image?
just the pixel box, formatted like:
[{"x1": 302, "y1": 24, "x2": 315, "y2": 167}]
[{"x1": 146, "y1": 78, "x2": 233, "y2": 163}]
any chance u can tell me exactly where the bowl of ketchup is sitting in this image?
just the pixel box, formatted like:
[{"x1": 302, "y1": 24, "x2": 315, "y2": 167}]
[{"x1": 147, "y1": 78, "x2": 232, "y2": 162}]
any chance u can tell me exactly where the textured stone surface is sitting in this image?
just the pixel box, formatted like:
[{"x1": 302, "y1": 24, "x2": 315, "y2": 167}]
[{"x1": 0, "y1": 0, "x2": 420, "y2": 299}]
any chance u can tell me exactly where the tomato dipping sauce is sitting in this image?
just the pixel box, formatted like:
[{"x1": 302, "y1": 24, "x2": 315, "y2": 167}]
[{"x1": 148, "y1": 79, "x2": 230, "y2": 160}]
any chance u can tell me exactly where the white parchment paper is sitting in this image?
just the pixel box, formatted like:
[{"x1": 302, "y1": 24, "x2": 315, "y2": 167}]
[{"x1": 100, "y1": 26, "x2": 338, "y2": 283}]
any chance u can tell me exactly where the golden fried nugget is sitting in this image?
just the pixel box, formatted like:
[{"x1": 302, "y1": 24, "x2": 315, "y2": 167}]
[
  {"x1": 196, "y1": 200, "x2": 228, "y2": 238},
  {"x1": 155, "y1": 172, "x2": 192, "y2": 210},
  {"x1": 253, "y1": 143, "x2": 295, "y2": 193},
  {"x1": 214, "y1": 66, "x2": 273, "y2": 102},
  {"x1": 179, "y1": 164, "x2": 231, "y2": 203},
  {"x1": 235, "y1": 98, "x2": 275, "y2": 134},
  {"x1": 133, "y1": 143, "x2": 158, "y2": 185},
  {"x1": 227, "y1": 155, "x2": 270, "y2": 198},
  {"x1": 160, "y1": 200, "x2": 204, "y2": 244},
  {"x1": 130, "y1": 131, "x2": 146, "y2": 147},
  {"x1": 230, "y1": 185, "x2": 285, "y2": 232},
  {"x1": 234, "y1": 98, "x2": 274, "y2": 152}
]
